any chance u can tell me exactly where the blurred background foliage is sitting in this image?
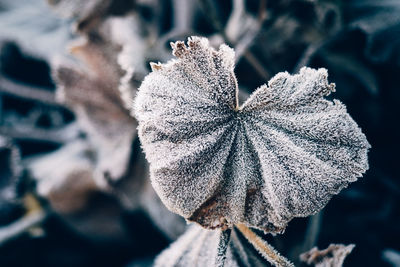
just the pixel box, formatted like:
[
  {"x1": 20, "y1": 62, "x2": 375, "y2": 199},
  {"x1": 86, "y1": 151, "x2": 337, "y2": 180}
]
[{"x1": 0, "y1": 0, "x2": 399, "y2": 266}]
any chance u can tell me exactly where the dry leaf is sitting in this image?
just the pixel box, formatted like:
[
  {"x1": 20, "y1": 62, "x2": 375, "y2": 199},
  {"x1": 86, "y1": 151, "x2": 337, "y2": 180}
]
[
  {"x1": 54, "y1": 35, "x2": 137, "y2": 185},
  {"x1": 300, "y1": 244, "x2": 355, "y2": 267}
]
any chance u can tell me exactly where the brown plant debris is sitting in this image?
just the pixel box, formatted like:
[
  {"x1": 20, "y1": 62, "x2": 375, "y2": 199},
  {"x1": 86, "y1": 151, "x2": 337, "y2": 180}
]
[{"x1": 300, "y1": 244, "x2": 355, "y2": 267}]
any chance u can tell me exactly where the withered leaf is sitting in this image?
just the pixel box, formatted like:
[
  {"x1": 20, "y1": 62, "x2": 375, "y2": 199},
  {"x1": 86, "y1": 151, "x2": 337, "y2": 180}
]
[
  {"x1": 54, "y1": 36, "x2": 137, "y2": 184},
  {"x1": 300, "y1": 244, "x2": 355, "y2": 267}
]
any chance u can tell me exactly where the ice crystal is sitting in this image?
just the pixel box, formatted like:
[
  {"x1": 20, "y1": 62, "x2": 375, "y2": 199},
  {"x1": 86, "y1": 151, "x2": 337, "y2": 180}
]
[{"x1": 134, "y1": 36, "x2": 370, "y2": 231}]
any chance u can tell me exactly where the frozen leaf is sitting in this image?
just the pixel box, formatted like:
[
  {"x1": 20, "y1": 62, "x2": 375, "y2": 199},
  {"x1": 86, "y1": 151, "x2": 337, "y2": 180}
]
[
  {"x1": 28, "y1": 140, "x2": 131, "y2": 242},
  {"x1": 54, "y1": 35, "x2": 137, "y2": 184},
  {"x1": 154, "y1": 224, "x2": 270, "y2": 267},
  {"x1": 109, "y1": 15, "x2": 148, "y2": 110},
  {"x1": 134, "y1": 36, "x2": 370, "y2": 232},
  {"x1": 300, "y1": 244, "x2": 355, "y2": 267}
]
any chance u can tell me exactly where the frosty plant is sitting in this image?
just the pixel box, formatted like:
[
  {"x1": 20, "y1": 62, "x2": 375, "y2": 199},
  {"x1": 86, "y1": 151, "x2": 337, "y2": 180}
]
[{"x1": 134, "y1": 36, "x2": 370, "y2": 266}]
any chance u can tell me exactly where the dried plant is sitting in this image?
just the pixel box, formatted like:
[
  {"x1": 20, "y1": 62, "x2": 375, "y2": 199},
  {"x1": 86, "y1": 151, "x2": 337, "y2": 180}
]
[
  {"x1": 54, "y1": 37, "x2": 137, "y2": 185},
  {"x1": 300, "y1": 244, "x2": 355, "y2": 267}
]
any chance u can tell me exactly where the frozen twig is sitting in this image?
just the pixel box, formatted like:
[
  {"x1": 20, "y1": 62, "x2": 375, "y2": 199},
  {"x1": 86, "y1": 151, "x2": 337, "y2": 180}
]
[
  {"x1": 293, "y1": 43, "x2": 323, "y2": 73},
  {"x1": 0, "y1": 122, "x2": 79, "y2": 144},
  {"x1": 225, "y1": 0, "x2": 246, "y2": 42},
  {"x1": 242, "y1": 50, "x2": 271, "y2": 79},
  {"x1": 199, "y1": 0, "x2": 270, "y2": 79},
  {"x1": 0, "y1": 211, "x2": 46, "y2": 246},
  {"x1": 0, "y1": 76, "x2": 57, "y2": 105},
  {"x1": 382, "y1": 249, "x2": 400, "y2": 267},
  {"x1": 214, "y1": 229, "x2": 231, "y2": 267},
  {"x1": 230, "y1": 0, "x2": 269, "y2": 62},
  {"x1": 198, "y1": 0, "x2": 224, "y2": 32},
  {"x1": 236, "y1": 223, "x2": 294, "y2": 267},
  {"x1": 302, "y1": 211, "x2": 323, "y2": 252}
]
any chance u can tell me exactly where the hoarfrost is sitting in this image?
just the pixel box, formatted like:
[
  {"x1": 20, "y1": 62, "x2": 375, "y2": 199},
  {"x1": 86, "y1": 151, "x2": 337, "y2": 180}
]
[{"x1": 134, "y1": 36, "x2": 370, "y2": 231}]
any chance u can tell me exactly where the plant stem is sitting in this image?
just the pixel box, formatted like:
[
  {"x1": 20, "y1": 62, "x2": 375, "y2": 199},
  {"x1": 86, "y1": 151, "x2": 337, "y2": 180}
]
[
  {"x1": 235, "y1": 223, "x2": 294, "y2": 267},
  {"x1": 0, "y1": 76, "x2": 57, "y2": 105},
  {"x1": 302, "y1": 211, "x2": 323, "y2": 252},
  {"x1": 0, "y1": 211, "x2": 46, "y2": 246},
  {"x1": 215, "y1": 229, "x2": 231, "y2": 267},
  {"x1": 198, "y1": 0, "x2": 271, "y2": 80},
  {"x1": 0, "y1": 122, "x2": 79, "y2": 144}
]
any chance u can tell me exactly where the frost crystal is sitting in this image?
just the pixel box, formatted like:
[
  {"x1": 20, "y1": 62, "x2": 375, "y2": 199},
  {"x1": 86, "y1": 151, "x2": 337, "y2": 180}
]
[{"x1": 134, "y1": 36, "x2": 370, "y2": 231}]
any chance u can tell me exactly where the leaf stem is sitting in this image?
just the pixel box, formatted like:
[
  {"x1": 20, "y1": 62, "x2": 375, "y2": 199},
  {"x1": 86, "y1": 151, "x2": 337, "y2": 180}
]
[
  {"x1": 0, "y1": 211, "x2": 46, "y2": 246},
  {"x1": 215, "y1": 229, "x2": 232, "y2": 267},
  {"x1": 235, "y1": 223, "x2": 294, "y2": 267}
]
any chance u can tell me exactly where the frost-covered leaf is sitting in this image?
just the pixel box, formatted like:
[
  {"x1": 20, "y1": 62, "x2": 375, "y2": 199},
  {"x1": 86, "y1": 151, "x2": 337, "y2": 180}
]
[
  {"x1": 27, "y1": 140, "x2": 133, "y2": 242},
  {"x1": 54, "y1": 35, "x2": 137, "y2": 184},
  {"x1": 109, "y1": 15, "x2": 148, "y2": 110},
  {"x1": 300, "y1": 244, "x2": 355, "y2": 267},
  {"x1": 154, "y1": 224, "x2": 269, "y2": 267},
  {"x1": 134, "y1": 36, "x2": 370, "y2": 232}
]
